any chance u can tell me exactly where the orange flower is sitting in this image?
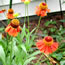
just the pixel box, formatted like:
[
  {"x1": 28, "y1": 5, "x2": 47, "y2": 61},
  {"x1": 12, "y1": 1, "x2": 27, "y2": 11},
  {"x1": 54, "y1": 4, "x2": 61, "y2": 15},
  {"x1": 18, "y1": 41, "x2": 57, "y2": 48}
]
[
  {"x1": 7, "y1": 9, "x2": 14, "y2": 19},
  {"x1": 35, "y1": 2, "x2": 50, "y2": 17},
  {"x1": 21, "y1": 0, "x2": 30, "y2": 5},
  {"x1": 0, "y1": 9, "x2": 6, "y2": 13},
  {"x1": 39, "y1": 2, "x2": 48, "y2": 10},
  {"x1": 36, "y1": 36, "x2": 58, "y2": 54},
  {"x1": 5, "y1": 19, "x2": 21, "y2": 37}
]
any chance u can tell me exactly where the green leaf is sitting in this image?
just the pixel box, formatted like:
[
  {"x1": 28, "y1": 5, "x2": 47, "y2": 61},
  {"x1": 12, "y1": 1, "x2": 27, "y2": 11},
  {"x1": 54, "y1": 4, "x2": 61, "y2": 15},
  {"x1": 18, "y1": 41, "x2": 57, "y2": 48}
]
[
  {"x1": 0, "y1": 46, "x2": 6, "y2": 65},
  {"x1": 51, "y1": 53, "x2": 57, "y2": 58},
  {"x1": 0, "y1": 39, "x2": 7, "y2": 49},
  {"x1": 21, "y1": 44, "x2": 28, "y2": 54},
  {"x1": 60, "y1": 60, "x2": 65, "y2": 65},
  {"x1": 21, "y1": 24, "x2": 26, "y2": 42},
  {"x1": 49, "y1": 28, "x2": 56, "y2": 32},
  {"x1": 13, "y1": 45, "x2": 19, "y2": 55},
  {"x1": 59, "y1": 42, "x2": 65, "y2": 49},
  {"x1": 45, "y1": 21, "x2": 51, "y2": 26},
  {"x1": 46, "y1": 61, "x2": 51, "y2": 65},
  {"x1": 45, "y1": 20, "x2": 56, "y2": 26},
  {"x1": 60, "y1": 20, "x2": 65, "y2": 22},
  {"x1": 30, "y1": 28, "x2": 36, "y2": 35},
  {"x1": 28, "y1": 51, "x2": 41, "y2": 58},
  {"x1": 52, "y1": 53, "x2": 63, "y2": 61},
  {"x1": 23, "y1": 57, "x2": 36, "y2": 65},
  {"x1": 56, "y1": 53, "x2": 63, "y2": 60},
  {"x1": 0, "y1": 27, "x2": 4, "y2": 32}
]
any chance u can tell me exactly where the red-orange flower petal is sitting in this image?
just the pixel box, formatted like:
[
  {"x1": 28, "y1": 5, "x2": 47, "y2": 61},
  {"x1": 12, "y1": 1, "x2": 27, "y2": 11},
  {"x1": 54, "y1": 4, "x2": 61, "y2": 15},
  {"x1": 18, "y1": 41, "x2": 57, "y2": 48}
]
[
  {"x1": 41, "y1": 10, "x2": 47, "y2": 17},
  {"x1": 5, "y1": 19, "x2": 21, "y2": 37},
  {"x1": 46, "y1": 9, "x2": 50, "y2": 12},
  {"x1": 8, "y1": 28, "x2": 18, "y2": 37},
  {"x1": 35, "y1": 6, "x2": 48, "y2": 17},
  {"x1": 5, "y1": 25, "x2": 11, "y2": 32},
  {"x1": 7, "y1": 14, "x2": 14, "y2": 19},
  {"x1": 7, "y1": 8, "x2": 14, "y2": 19},
  {"x1": 0, "y1": 9, "x2": 6, "y2": 13},
  {"x1": 17, "y1": 26, "x2": 21, "y2": 32},
  {"x1": 36, "y1": 36, "x2": 58, "y2": 54},
  {"x1": 51, "y1": 42, "x2": 58, "y2": 52},
  {"x1": 35, "y1": 2, "x2": 50, "y2": 17}
]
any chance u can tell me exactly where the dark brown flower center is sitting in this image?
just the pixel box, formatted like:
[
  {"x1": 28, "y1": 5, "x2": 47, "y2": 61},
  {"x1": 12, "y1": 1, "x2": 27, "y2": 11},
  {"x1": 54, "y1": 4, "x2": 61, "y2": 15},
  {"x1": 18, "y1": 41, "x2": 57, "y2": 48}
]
[
  {"x1": 10, "y1": 19, "x2": 20, "y2": 28},
  {"x1": 42, "y1": 3, "x2": 46, "y2": 6},
  {"x1": 45, "y1": 36, "x2": 52, "y2": 42},
  {"x1": 10, "y1": 23, "x2": 19, "y2": 28},
  {"x1": 2, "y1": 9, "x2": 6, "y2": 12},
  {"x1": 8, "y1": 9, "x2": 14, "y2": 14}
]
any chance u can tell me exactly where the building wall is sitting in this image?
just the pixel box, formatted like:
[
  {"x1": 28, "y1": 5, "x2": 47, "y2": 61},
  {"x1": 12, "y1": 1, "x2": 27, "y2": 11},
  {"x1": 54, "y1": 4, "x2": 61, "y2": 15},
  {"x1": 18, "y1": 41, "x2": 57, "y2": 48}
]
[{"x1": 0, "y1": 0, "x2": 65, "y2": 20}]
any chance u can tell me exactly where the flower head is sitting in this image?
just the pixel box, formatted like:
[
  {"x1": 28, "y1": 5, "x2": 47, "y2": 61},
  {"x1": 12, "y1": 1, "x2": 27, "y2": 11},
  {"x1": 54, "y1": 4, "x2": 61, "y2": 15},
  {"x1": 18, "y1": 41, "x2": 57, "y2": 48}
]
[
  {"x1": 36, "y1": 36, "x2": 58, "y2": 54},
  {"x1": 0, "y1": 9, "x2": 6, "y2": 13},
  {"x1": 5, "y1": 19, "x2": 21, "y2": 37},
  {"x1": 39, "y1": 2, "x2": 48, "y2": 10},
  {"x1": 7, "y1": 8, "x2": 14, "y2": 19},
  {"x1": 35, "y1": 2, "x2": 50, "y2": 17},
  {"x1": 21, "y1": 0, "x2": 30, "y2": 5}
]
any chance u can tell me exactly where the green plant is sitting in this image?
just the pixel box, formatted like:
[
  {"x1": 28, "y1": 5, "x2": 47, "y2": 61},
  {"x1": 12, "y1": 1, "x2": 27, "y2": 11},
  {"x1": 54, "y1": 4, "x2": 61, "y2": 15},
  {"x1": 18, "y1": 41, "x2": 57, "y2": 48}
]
[{"x1": 44, "y1": 20, "x2": 56, "y2": 26}]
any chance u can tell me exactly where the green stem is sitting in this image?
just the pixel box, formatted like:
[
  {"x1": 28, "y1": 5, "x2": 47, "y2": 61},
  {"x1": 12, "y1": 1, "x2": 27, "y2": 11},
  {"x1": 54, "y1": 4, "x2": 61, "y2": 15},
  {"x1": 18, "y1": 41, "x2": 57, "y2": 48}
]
[
  {"x1": 27, "y1": 4, "x2": 29, "y2": 30},
  {"x1": 35, "y1": 54, "x2": 44, "y2": 65},
  {"x1": 10, "y1": 37, "x2": 13, "y2": 65},
  {"x1": 24, "y1": 5, "x2": 27, "y2": 24},
  {"x1": 7, "y1": 19, "x2": 11, "y2": 24},
  {"x1": 41, "y1": 58, "x2": 48, "y2": 63},
  {"x1": 35, "y1": 16, "x2": 42, "y2": 33},
  {"x1": 45, "y1": 0, "x2": 47, "y2": 3},
  {"x1": 8, "y1": 0, "x2": 12, "y2": 24}
]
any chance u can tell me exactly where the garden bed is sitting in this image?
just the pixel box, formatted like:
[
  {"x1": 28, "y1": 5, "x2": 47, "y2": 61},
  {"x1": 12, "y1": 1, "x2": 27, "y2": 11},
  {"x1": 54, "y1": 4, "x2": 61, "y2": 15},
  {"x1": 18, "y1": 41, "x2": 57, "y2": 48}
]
[{"x1": 0, "y1": 12, "x2": 65, "y2": 65}]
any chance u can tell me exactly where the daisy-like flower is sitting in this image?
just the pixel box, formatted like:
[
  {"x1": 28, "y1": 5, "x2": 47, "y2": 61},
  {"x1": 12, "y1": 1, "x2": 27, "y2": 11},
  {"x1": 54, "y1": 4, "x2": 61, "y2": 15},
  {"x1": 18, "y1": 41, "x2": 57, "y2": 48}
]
[
  {"x1": 0, "y1": 9, "x2": 6, "y2": 13},
  {"x1": 5, "y1": 19, "x2": 21, "y2": 37},
  {"x1": 36, "y1": 36, "x2": 58, "y2": 54},
  {"x1": 21, "y1": 0, "x2": 31, "y2": 5},
  {"x1": 35, "y1": 2, "x2": 50, "y2": 17},
  {"x1": 7, "y1": 8, "x2": 14, "y2": 19}
]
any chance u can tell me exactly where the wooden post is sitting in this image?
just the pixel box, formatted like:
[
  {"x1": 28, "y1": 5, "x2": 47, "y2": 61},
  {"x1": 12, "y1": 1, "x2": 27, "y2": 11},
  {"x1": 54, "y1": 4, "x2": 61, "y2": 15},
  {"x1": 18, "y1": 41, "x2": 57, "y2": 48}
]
[
  {"x1": 45, "y1": 0, "x2": 47, "y2": 3},
  {"x1": 59, "y1": 0, "x2": 63, "y2": 19},
  {"x1": 9, "y1": 0, "x2": 12, "y2": 8}
]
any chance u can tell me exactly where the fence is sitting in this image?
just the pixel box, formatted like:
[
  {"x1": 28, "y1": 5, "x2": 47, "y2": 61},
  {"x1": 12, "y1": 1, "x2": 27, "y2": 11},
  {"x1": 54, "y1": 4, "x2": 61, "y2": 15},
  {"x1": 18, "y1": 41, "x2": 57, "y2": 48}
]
[{"x1": 0, "y1": 0, "x2": 65, "y2": 20}]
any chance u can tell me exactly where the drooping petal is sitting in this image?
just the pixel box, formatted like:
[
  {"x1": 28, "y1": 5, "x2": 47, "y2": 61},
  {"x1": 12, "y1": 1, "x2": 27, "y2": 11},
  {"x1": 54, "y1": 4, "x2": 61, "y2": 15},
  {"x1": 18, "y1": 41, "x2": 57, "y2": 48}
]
[
  {"x1": 46, "y1": 9, "x2": 50, "y2": 12},
  {"x1": 51, "y1": 42, "x2": 58, "y2": 52},
  {"x1": 8, "y1": 28, "x2": 17, "y2": 37},
  {"x1": 17, "y1": 26, "x2": 21, "y2": 32},
  {"x1": 7, "y1": 14, "x2": 14, "y2": 19},
  {"x1": 41, "y1": 11, "x2": 47, "y2": 17},
  {"x1": 36, "y1": 36, "x2": 58, "y2": 54},
  {"x1": 36, "y1": 40, "x2": 46, "y2": 53},
  {"x1": 35, "y1": 6, "x2": 41, "y2": 16},
  {"x1": 0, "y1": 11, "x2": 4, "y2": 13},
  {"x1": 5, "y1": 26, "x2": 11, "y2": 32}
]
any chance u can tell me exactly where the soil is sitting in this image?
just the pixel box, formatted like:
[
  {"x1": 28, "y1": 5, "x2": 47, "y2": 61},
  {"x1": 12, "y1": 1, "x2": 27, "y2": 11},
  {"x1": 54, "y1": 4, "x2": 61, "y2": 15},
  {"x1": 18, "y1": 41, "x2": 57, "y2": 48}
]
[{"x1": 25, "y1": 14, "x2": 64, "y2": 65}]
